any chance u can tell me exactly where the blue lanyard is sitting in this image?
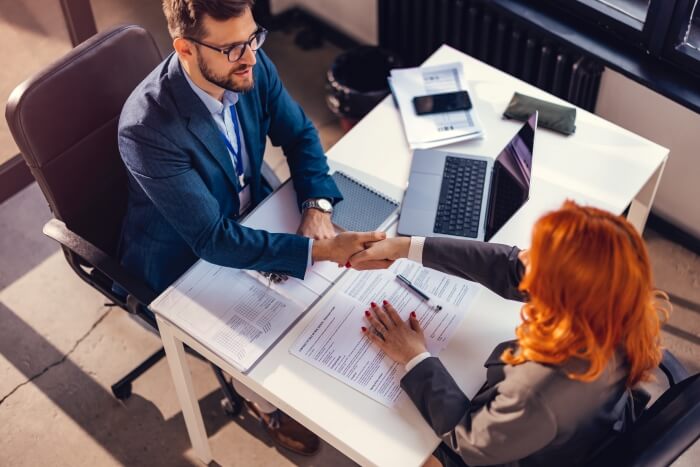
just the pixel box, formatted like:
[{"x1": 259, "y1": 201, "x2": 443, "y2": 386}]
[{"x1": 219, "y1": 105, "x2": 244, "y2": 178}]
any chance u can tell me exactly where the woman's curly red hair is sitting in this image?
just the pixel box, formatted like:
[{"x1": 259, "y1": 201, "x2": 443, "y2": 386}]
[{"x1": 502, "y1": 201, "x2": 669, "y2": 387}]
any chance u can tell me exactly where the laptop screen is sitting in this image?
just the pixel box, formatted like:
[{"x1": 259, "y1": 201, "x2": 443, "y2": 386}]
[{"x1": 484, "y1": 113, "x2": 538, "y2": 241}]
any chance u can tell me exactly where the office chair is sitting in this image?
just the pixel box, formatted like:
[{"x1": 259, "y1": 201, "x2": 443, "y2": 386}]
[
  {"x1": 586, "y1": 350, "x2": 700, "y2": 466},
  {"x1": 5, "y1": 24, "x2": 243, "y2": 415}
]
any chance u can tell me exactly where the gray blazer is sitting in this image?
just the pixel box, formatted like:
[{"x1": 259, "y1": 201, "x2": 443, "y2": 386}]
[{"x1": 401, "y1": 238, "x2": 637, "y2": 467}]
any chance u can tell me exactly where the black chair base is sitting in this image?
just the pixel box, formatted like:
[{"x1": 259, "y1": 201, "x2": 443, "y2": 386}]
[
  {"x1": 111, "y1": 346, "x2": 245, "y2": 420},
  {"x1": 212, "y1": 364, "x2": 244, "y2": 417},
  {"x1": 111, "y1": 347, "x2": 166, "y2": 400}
]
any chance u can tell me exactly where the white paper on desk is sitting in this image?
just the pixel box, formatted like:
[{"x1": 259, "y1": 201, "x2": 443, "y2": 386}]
[
  {"x1": 290, "y1": 259, "x2": 480, "y2": 407},
  {"x1": 152, "y1": 265, "x2": 305, "y2": 372},
  {"x1": 390, "y1": 63, "x2": 484, "y2": 149}
]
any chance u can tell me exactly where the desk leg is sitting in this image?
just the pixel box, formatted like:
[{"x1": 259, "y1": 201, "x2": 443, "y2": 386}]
[
  {"x1": 157, "y1": 316, "x2": 213, "y2": 464},
  {"x1": 627, "y1": 157, "x2": 667, "y2": 234}
]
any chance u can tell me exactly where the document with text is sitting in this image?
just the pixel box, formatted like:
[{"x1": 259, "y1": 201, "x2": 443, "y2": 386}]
[
  {"x1": 151, "y1": 264, "x2": 307, "y2": 372},
  {"x1": 390, "y1": 62, "x2": 484, "y2": 149},
  {"x1": 290, "y1": 259, "x2": 480, "y2": 406}
]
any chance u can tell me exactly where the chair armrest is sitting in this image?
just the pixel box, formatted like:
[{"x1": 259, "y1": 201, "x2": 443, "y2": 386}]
[
  {"x1": 660, "y1": 349, "x2": 690, "y2": 386},
  {"x1": 42, "y1": 218, "x2": 157, "y2": 306}
]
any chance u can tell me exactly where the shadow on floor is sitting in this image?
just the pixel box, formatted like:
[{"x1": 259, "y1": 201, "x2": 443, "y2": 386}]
[{"x1": 0, "y1": 300, "x2": 355, "y2": 466}]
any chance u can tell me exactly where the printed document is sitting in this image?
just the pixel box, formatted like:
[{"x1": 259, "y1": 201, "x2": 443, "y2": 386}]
[
  {"x1": 151, "y1": 264, "x2": 305, "y2": 372},
  {"x1": 390, "y1": 62, "x2": 484, "y2": 149},
  {"x1": 290, "y1": 259, "x2": 480, "y2": 406}
]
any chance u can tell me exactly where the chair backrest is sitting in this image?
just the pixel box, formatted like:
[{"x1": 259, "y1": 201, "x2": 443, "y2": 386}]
[
  {"x1": 5, "y1": 25, "x2": 162, "y2": 258},
  {"x1": 589, "y1": 372, "x2": 700, "y2": 466}
]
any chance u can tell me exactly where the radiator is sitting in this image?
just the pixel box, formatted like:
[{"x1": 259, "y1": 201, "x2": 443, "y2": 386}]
[{"x1": 378, "y1": 0, "x2": 603, "y2": 111}]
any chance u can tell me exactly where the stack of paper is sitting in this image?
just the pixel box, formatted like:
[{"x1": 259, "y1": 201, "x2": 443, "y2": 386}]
[{"x1": 389, "y1": 62, "x2": 484, "y2": 149}]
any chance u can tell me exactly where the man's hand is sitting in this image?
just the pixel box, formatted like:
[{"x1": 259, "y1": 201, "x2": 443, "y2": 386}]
[
  {"x1": 363, "y1": 301, "x2": 427, "y2": 365},
  {"x1": 349, "y1": 237, "x2": 411, "y2": 270},
  {"x1": 312, "y1": 231, "x2": 386, "y2": 266},
  {"x1": 297, "y1": 208, "x2": 335, "y2": 240}
]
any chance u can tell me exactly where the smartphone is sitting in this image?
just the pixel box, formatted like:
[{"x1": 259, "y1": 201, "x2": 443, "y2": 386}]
[{"x1": 412, "y1": 91, "x2": 472, "y2": 115}]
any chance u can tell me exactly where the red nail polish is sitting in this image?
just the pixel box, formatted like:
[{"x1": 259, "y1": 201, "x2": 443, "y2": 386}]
[
  {"x1": 365, "y1": 310, "x2": 371, "y2": 317},
  {"x1": 361, "y1": 326, "x2": 367, "y2": 332},
  {"x1": 371, "y1": 302, "x2": 377, "y2": 307},
  {"x1": 410, "y1": 311, "x2": 416, "y2": 318},
  {"x1": 383, "y1": 300, "x2": 388, "y2": 306},
  {"x1": 345, "y1": 261, "x2": 351, "y2": 268}
]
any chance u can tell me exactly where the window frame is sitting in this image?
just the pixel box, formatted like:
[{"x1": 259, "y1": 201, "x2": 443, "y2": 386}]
[
  {"x1": 544, "y1": 0, "x2": 676, "y2": 50},
  {"x1": 662, "y1": 0, "x2": 700, "y2": 76}
]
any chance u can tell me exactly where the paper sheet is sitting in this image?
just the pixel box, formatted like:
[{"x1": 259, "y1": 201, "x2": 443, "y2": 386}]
[
  {"x1": 390, "y1": 62, "x2": 484, "y2": 149},
  {"x1": 152, "y1": 264, "x2": 305, "y2": 372},
  {"x1": 290, "y1": 259, "x2": 480, "y2": 406}
]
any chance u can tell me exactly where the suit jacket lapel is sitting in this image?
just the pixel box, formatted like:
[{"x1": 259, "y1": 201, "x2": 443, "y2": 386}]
[
  {"x1": 187, "y1": 117, "x2": 240, "y2": 190},
  {"x1": 167, "y1": 55, "x2": 240, "y2": 190}
]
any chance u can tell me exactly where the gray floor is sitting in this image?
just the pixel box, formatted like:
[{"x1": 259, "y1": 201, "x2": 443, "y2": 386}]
[{"x1": 1, "y1": 2, "x2": 699, "y2": 467}]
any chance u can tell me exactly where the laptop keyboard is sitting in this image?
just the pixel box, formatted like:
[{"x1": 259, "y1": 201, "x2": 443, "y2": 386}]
[{"x1": 434, "y1": 156, "x2": 487, "y2": 238}]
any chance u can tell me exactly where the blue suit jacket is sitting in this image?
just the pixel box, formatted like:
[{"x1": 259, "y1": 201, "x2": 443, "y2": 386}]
[{"x1": 117, "y1": 51, "x2": 342, "y2": 293}]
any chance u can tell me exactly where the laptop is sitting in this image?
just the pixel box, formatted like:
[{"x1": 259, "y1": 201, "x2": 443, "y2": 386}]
[{"x1": 398, "y1": 112, "x2": 538, "y2": 241}]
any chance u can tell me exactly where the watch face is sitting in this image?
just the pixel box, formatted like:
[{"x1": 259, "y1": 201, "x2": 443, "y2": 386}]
[{"x1": 318, "y1": 199, "x2": 332, "y2": 211}]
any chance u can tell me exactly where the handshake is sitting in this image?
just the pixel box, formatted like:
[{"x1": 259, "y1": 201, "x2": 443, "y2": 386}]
[{"x1": 310, "y1": 232, "x2": 411, "y2": 270}]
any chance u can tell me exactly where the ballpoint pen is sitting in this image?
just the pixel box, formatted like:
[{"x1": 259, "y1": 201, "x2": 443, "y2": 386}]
[{"x1": 395, "y1": 274, "x2": 443, "y2": 312}]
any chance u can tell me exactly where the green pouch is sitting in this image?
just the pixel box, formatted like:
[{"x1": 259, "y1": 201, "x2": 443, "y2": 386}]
[{"x1": 503, "y1": 92, "x2": 576, "y2": 135}]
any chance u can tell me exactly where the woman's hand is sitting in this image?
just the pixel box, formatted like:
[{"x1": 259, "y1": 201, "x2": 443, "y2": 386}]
[
  {"x1": 350, "y1": 237, "x2": 411, "y2": 270},
  {"x1": 362, "y1": 301, "x2": 427, "y2": 365}
]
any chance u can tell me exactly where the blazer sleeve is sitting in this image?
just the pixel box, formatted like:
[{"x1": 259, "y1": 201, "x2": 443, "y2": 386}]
[
  {"x1": 258, "y1": 50, "x2": 342, "y2": 208},
  {"x1": 422, "y1": 237, "x2": 526, "y2": 301},
  {"x1": 402, "y1": 358, "x2": 558, "y2": 465},
  {"x1": 119, "y1": 122, "x2": 310, "y2": 279}
]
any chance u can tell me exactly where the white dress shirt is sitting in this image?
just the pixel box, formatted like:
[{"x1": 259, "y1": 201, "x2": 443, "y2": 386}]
[{"x1": 404, "y1": 236, "x2": 431, "y2": 372}]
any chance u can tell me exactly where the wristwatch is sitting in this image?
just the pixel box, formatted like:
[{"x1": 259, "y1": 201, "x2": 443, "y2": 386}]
[{"x1": 301, "y1": 198, "x2": 333, "y2": 214}]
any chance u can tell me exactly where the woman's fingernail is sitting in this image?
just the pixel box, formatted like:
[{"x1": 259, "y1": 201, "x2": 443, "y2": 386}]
[
  {"x1": 371, "y1": 301, "x2": 377, "y2": 307},
  {"x1": 365, "y1": 310, "x2": 371, "y2": 317},
  {"x1": 383, "y1": 300, "x2": 388, "y2": 306},
  {"x1": 361, "y1": 326, "x2": 367, "y2": 332},
  {"x1": 410, "y1": 311, "x2": 416, "y2": 318},
  {"x1": 345, "y1": 261, "x2": 351, "y2": 268}
]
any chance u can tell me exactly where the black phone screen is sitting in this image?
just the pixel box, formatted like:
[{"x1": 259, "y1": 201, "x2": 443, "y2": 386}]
[{"x1": 412, "y1": 91, "x2": 472, "y2": 115}]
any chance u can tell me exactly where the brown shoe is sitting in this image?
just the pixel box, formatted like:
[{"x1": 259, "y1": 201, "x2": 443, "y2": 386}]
[{"x1": 245, "y1": 401, "x2": 321, "y2": 456}]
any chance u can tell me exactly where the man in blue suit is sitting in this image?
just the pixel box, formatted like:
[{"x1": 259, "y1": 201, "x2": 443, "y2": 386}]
[{"x1": 117, "y1": 0, "x2": 383, "y2": 455}]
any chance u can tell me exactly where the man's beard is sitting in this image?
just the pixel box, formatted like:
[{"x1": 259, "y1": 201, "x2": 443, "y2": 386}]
[{"x1": 197, "y1": 53, "x2": 254, "y2": 93}]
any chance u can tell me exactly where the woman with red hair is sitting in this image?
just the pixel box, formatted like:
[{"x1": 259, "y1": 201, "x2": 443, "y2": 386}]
[{"x1": 350, "y1": 200, "x2": 668, "y2": 467}]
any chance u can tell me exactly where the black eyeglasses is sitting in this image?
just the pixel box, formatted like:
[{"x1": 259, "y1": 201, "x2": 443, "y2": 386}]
[{"x1": 185, "y1": 27, "x2": 268, "y2": 63}]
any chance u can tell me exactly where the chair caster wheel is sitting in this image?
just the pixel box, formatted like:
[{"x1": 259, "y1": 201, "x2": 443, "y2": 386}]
[
  {"x1": 221, "y1": 398, "x2": 237, "y2": 417},
  {"x1": 112, "y1": 383, "x2": 132, "y2": 400}
]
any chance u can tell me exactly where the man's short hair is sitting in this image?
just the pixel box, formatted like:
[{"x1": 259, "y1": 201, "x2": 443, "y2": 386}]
[{"x1": 162, "y1": 0, "x2": 255, "y2": 40}]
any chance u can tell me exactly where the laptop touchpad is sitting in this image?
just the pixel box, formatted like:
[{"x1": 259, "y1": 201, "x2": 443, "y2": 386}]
[
  {"x1": 411, "y1": 151, "x2": 445, "y2": 175},
  {"x1": 405, "y1": 172, "x2": 441, "y2": 211}
]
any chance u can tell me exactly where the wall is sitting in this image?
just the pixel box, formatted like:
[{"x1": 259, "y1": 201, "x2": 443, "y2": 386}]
[
  {"x1": 270, "y1": 0, "x2": 378, "y2": 45},
  {"x1": 596, "y1": 68, "x2": 700, "y2": 238}
]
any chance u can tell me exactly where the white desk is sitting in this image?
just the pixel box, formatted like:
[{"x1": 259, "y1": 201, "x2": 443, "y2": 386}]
[{"x1": 154, "y1": 45, "x2": 668, "y2": 466}]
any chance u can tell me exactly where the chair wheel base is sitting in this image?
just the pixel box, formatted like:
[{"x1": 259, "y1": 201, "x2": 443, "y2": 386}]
[
  {"x1": 112, "y1": 382, "x2": 132, "y2": 400},
  {"x1": 221, "y1": 397, "x2": 242, "y2": 417}
]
